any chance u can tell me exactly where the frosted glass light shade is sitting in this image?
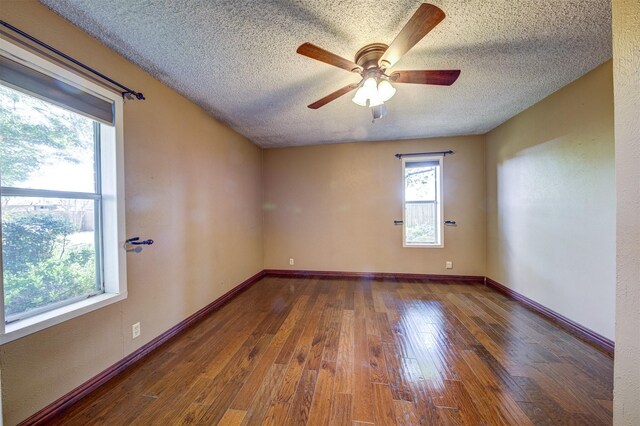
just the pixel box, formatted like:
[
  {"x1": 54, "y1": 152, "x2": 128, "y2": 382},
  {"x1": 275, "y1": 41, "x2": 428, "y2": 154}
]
[
  {"x1": 377, "y1": 79, "x2": 396, "y2": 102},
  {"x1": 352, "y1": 86, "x2": 368, "y2": 106},
  {"x1": 362, "y1": 77, "x2": 378, "y2": 99}
]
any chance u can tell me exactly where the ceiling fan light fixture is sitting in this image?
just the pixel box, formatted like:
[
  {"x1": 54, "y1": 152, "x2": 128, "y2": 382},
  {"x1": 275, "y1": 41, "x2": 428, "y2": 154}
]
[
  {"x1": 352, "y1": 75, "x2": 392, "y2": 108},
  {"x1": 377, "y1": 79, "x2": 396, "y2": 102},
  {"x1": 298, "y1": 4, "x2": 459, "y2": 113}
]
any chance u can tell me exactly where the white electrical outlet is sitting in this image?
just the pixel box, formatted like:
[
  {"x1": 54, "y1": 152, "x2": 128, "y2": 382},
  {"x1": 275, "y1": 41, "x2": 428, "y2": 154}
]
[
  {"x1": 446, "y1": 261, "x2": 453, "y2": 269},
  {"x1": 132, "y1": 322, "x2": 141, "y2": 339},
  {"x1": 289, "y1": 258, "x2": 295, "y2": 266}
]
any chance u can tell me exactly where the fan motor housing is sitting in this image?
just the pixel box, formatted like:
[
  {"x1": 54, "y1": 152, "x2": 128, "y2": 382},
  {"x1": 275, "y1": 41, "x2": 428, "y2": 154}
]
[{"x1": 354, "y1": 43, "x2": 389, "y2": 70}]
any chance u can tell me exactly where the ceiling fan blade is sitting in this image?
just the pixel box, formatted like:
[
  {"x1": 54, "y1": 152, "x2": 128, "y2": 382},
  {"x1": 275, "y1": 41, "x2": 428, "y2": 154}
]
[
  {"x1": 379, "y1": 3, "x2": 445, "y2": 69},
  {"x1": 297, "y1": 43, "x2": 362, "y2": 73},
  {"x1": 308, "y1": 84, "x2": 359, "y2": 109},
  {"x1": 391, "y1": 70, "x2": 460, "y2": 85}
]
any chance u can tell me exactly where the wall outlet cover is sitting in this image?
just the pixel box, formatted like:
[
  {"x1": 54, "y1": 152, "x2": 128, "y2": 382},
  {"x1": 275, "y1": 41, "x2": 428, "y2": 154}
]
[{"x1": 132, "y1": 322, "x2": 141, "y2": 339}]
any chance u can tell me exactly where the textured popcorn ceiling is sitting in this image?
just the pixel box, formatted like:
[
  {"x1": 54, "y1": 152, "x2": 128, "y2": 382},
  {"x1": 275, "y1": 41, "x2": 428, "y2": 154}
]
[{"x1": 41, "y1": 0, "x2": 611, "y2": 148}]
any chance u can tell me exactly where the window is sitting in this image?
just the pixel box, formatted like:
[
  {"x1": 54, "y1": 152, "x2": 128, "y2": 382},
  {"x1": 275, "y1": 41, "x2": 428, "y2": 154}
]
[
  {"x1": 402, "y1": 155, "x2": 443, "y2": 247},
  {"x1": 0, "y1": 42, "x2": 127, "y2": 343}
]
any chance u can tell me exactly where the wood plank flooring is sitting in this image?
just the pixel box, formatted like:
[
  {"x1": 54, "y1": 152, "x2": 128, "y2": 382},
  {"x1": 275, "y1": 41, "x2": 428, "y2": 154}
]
[{"x1": 48, "y1": 277, "x2": 614, "y2": 425}]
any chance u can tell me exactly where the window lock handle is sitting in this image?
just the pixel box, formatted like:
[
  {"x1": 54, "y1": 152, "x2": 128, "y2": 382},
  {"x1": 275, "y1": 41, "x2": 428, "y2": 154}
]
[
  {"x1": 124, "y1": 237, "x2": 154, "y2": 253},
  {"x1": 394, "y1": 220, "x2": 404, "y2": 225},
  {"x1": 126, "y1": 237, "x2": 154, "y2": 245}
]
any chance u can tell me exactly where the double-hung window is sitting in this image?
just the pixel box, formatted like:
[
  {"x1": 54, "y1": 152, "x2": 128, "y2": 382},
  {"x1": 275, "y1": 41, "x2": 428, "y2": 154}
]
[
  {"x1": 0, "y1": 41, "x2": 127, "y2": 343},
  {"x1": 402, "y1": 155, "x2": 444, "y2": 247}
]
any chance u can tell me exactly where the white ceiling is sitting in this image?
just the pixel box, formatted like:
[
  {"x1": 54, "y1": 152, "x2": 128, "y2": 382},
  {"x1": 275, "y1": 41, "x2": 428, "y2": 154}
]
[{"x1": 41, "y1": 0, "x2": 612, "y2": 148}]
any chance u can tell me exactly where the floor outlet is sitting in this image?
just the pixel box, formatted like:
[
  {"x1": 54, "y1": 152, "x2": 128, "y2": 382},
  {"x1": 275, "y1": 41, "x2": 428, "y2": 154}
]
[{"x1": 132, "y1": 322, "x2": 141, "y2": 339}]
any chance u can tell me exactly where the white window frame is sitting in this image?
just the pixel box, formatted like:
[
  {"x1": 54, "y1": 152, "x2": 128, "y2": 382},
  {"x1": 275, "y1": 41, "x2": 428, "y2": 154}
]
[
  {"x1": 0, "y1": 41, "x2": 127, "y2": 344},
  {"x1": 402, "y1": 155, "x2": 444, "y2": 248}
]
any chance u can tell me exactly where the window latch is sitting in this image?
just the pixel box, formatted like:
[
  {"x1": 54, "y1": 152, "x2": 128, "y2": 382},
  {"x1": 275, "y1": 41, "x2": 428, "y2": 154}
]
[
  {"x1": 444, "y1": 220, "x2": 457, "y2": 226},
  {"x1": 124, "y1": 237, "x2": 154, "y2": 253},
  {"x1": 126, "y1": 237, "x2": 154, "y2": 245},
  {"x1": 394, "y1": 220, "x2": 404, "y2": 225}
]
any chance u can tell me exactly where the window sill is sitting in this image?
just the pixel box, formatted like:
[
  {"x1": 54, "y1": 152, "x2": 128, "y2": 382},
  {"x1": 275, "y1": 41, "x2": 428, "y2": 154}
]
[
  {"x1": 0, "y1": 291, "x2": 127, "y2": 345},
  {"x1": 403, "y1": 244, "x2": 445, "y2": 248}
]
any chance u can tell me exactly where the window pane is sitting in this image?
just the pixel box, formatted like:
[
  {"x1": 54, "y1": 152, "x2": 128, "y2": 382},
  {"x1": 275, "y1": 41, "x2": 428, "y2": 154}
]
[
  {"x1": 1, "y1": 196, "x2": 100, "y2": 320},
  {"x1": 403, "y1": 157, "x2": 442, "y2": 247},
  {"x1": 405, "y1": 202, "x2": 437, "y2": 244},
  {"x1": 405, "y1": 164, "x2": 436, "y2": 201},
  {"x1": 0, "y1": 84, "x2": 97, "y2": 193}
]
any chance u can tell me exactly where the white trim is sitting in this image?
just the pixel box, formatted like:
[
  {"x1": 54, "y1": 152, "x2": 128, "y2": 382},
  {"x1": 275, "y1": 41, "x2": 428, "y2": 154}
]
[
  {"x1": 100, "y1": 115, "x2": 128, "y2": 296},
  {"x1": 0, "y1": 40, "x2": 127, "y2": 343},
  {"x1": 0, "y1": 292, "x2": 127, "y2": 344},
  {"x1": 402, "y1": 155, "x2": 445, "y2": 248}
]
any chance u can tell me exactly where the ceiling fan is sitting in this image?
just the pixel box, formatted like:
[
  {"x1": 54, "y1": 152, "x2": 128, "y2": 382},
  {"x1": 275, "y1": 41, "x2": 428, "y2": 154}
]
[{"x1": 296, "y1": 3, "x2": 460, "y2": 120}]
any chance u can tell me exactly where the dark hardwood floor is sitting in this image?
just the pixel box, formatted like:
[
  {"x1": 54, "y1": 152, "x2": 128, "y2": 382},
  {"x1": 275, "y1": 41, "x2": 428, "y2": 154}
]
[{"x1": 49, "y1": 277, "x2": 613, "y2": 425}]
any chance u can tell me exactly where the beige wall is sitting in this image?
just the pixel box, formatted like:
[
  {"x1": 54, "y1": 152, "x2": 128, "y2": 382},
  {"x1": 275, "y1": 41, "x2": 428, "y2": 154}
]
[
  {"x1": 0, "y1": 2, "x2": 264, "y2": 425},
  {"x1": 613, "y1": 0, "x2": 640, "y2": 423},
  {"x1": 485, "y1": 61, "x2": 615, "y2": 340},
  {"x1": 0, "y1": 1, "x2": 626, "y2": 425},
  {"x1": 263, "y1": 136, "x2": 486, "y2": 276}
]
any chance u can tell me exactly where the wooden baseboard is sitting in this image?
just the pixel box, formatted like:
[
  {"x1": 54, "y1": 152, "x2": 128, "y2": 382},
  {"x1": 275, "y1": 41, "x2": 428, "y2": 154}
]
[
  {"x1": 485, "y1": 277, "x2": 614, "y2": 356},
  {"x1": 18, "y1": 270, "x2": 266, "y2": 426},
  {"x1": 263, "y1": 269, "x2": 485, "y2": 283}
]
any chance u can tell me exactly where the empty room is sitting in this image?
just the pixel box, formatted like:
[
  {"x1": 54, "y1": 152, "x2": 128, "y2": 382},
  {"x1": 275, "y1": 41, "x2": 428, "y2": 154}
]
[{"x1": 0, "y1": 0, "x2": 638, "y2": 425}]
